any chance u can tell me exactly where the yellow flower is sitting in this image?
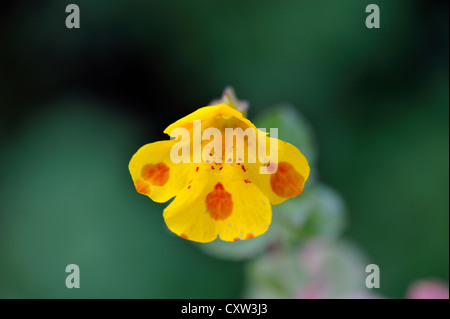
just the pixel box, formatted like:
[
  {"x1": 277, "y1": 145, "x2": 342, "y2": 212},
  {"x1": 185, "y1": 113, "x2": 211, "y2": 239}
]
[{"x1": 129, "y1": 93, "x2": 310, "y2": 243}]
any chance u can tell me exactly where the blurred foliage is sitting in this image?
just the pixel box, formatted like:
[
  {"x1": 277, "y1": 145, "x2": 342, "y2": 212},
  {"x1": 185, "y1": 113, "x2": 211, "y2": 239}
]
[
  {"x1": 0, "y1": 0, "x2": 448, "y2": 298},
  {"x1": 244, "y1": 239, "x2": 373, "y2": 299}
]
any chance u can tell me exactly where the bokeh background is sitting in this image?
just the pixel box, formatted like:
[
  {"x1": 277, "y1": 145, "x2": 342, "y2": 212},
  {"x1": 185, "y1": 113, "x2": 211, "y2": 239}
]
[{"x1": 0, "y1": 0, "x2": 448, "y2": 298}]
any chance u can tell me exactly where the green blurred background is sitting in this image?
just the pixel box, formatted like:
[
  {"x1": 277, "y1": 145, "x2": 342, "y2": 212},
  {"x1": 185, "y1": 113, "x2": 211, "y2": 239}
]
[{"x1": 0, "y1": 0, "x2": 448, "y2": 298}]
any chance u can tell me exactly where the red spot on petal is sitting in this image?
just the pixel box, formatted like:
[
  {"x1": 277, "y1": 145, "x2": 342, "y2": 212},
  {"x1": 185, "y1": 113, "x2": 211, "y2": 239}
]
[
  {"x1": 211, "y1": 165, "x2": 215, "y2": 170},
  {"x1": 246, "y1": 233, "x2": 254, "y2": 239},
  {"x1": 196, "y1": 167, "x2": 199, "y2": 172},
  {"x1": 141, "y1": 162, "x2": 170, "y2": 186},
  {"x1": 219, "y1": 167, "x2": 223, "y2": 171},
  {"x1": 180, "y1": 233, "x2": 188, "y2": 239},
  {"x1": 205, "y1": 182, "x2": 233, "y2": 221},
  {"x1": 241, "y1": 165, "x2": 246, "y2": 172},
  {"x1": 270, "y1": 162, "x2": 304, "y2": 198},
  {"x1": 134, "y1": 180, "x2": 150, "y2": 195},
  {"x1": 188, "y1": 185, "x2": 191, "y2": 189}
]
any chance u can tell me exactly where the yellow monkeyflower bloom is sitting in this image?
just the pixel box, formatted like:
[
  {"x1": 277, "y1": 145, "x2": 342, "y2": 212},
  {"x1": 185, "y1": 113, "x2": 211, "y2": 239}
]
[{"x1": 129, "y1": 92, "x2": 310, "y2": 243}]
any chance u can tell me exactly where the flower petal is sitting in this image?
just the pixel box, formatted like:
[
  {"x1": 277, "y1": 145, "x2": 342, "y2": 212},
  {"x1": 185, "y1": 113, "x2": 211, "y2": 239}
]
[
  {"x1": 163, "y1": 103, "x2": 256, "y2": 136},
  {"x1": 248, "y1": 137, "x2": 310, "y2": 205},
  {"x1": 129, "y1": 140, "x2": 192, "y2": 203},
  {"x1": 163, "y1": 165, "x2": 272, "y2": 243}
]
